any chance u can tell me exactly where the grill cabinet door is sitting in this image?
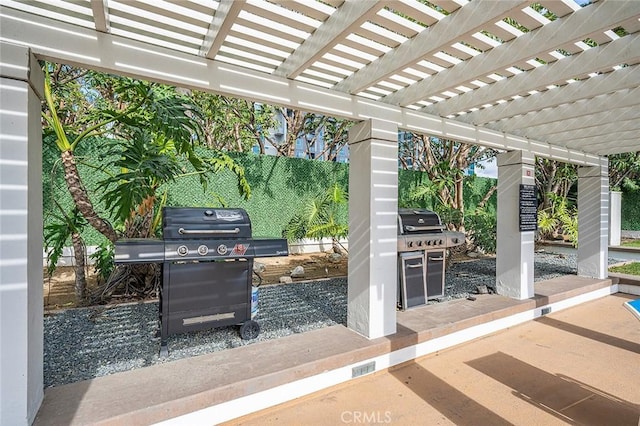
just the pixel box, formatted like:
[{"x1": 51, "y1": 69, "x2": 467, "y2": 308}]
[
  {"x1": 426, "y1": 250, "x2": 445, "y2": 299},
  {"x1": 398, "y1": 252, "x2": 427, "y2": 309}
]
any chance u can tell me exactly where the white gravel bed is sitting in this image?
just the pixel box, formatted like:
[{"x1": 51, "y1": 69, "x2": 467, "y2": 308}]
[{"x1": 44, "y1": 253, "x2": 623, "y2": 388}]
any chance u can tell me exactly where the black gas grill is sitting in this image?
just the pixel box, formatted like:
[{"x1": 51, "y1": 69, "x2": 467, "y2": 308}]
[
  {"x1": 114, "y1": 207, "x2": 288, "y2": 356},
  {"x1": 397, "y1": 209, "x2": 465, "y2": 309}
]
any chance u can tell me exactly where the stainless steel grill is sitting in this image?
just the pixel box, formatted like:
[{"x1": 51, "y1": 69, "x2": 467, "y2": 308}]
[
  {"x1": 397, "y1": 209, "x2": 465, "y2": 309},
  {"x1": 114, "y1": 207, "x2": 288, "y2": 356}
]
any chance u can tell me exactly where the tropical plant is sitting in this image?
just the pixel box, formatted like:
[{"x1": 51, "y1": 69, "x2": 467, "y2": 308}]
[
  {"x1": 536, "y1": 193, "x2": 578, "y2": 246},
  {"x1": 284, "y1": 183, "x2": 348, "y2": 253},
  {"x1": 609, "y1": 151, "x2": 640, "y2": 192},
  {"x1": 43, "y1": 207, "x2": 89, "y2": 303},
  {"x1": 465, "y1": 208, "x2": 497, "y2": 254},
  {"x1": 42, "y1": 63, "x2": 251, "y2": 303}
]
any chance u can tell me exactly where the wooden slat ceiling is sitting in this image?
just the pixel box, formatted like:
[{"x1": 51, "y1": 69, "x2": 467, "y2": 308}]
[{"x1": 1, "y1": 0, "x2": 639, "y2": 155}]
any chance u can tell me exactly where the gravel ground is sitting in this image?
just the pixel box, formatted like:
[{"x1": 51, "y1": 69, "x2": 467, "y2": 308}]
[{"x1": 44, "y1": 252, "x2": 624, "y2": 388}]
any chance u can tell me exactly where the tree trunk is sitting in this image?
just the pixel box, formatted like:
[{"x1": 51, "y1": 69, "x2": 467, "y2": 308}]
[
  {"x1": 71, "y1": 232, "x2": 87, "y2": 305},
  {"x1": 61, "y1": 150, "x2": 118, "y2": 243}
]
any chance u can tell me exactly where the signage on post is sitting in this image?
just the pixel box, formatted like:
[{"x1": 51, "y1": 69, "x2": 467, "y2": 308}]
[{"x1": 519, "y1": 184, "x2": 538, "y2": 232}]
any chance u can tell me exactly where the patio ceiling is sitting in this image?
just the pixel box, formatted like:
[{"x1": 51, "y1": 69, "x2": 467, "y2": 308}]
[{"x1": 1, "y1": 0, "x2": 639, "y2": 158}]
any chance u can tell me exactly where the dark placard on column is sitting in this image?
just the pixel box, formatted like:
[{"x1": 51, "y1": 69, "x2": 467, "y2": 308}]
[{"x1": 519, "y1": 184, "x2": 538, "y2": 232}]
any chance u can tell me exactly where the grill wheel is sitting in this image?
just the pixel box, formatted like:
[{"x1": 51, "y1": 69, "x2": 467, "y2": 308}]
[{"x1": 239, "y1": 320, "x2": 260, "y2": 340}]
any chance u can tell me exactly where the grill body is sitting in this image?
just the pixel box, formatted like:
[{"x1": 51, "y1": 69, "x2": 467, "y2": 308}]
[
  {"x1": 397, "y1": 209, "x2": 464, "y2": 309},
  {"x1": 114, "y1": 207, "x2": 288, "y2": 355}
]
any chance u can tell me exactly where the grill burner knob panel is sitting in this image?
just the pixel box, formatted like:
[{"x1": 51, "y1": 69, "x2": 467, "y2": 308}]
[
  {"x1": 197, "y1": 245, "x2": 209, "y2": 256},
  {"x1": 177, "y1": 245, "x2": 188, "y2": 257}
]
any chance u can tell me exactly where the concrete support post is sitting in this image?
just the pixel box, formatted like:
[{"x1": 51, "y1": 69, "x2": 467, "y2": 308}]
[
  {"x1": 609, "y1": 191, "x2": 622, "y2": 246},
  {"x1": 496, "y1": 150, "x2": 536, "y2": 300},
  {"x1": 347, "y1": 119, "x2": 398, "y2": 339},
  {"x1": 577, "y1": 160, "x2": 609, "y2": 279},
  {"x1": 0, "y1": 42, "x2": 44, "y2": 425}
]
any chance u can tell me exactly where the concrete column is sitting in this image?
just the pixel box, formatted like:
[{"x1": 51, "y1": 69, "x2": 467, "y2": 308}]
[
  {"x1": 609, "y1": 191, "x2": 622, "y2": 246},
  {"x1": 347, "y1": 119, "x2": 397, "y2": 339},
  {"x1": 0, "y1": 42, "x2": 44, "y2": 425},
  {"x1": 496, "y1": 150, "x2": 536, "y2": 300},
  {"x1": 577, "y1": 160, "x2": 609, "y2": 279}
]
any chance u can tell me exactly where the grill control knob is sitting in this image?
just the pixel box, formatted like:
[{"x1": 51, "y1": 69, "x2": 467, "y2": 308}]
[
  {"x1": 417, "y1": 241, "x2": 423, "y2": 247},
  {"x1": 426, "y1": 240, "x2": 432, "y2": 246},
  {"x1": 408, "y1": 241, "x2": 414, "y2": 248},
  {"x1": 197, "y1": 245, "x2": 209, "y2": 256},
  {"x1": 177, "y1": 245, "x2": 188, "y2": 256}
]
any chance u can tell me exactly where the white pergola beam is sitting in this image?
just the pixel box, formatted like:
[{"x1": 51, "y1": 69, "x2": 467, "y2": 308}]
[
  {"x1": 464, "y1": 65, "x2": 639, "y2": 125},
  {"x1": 597, "y1": 143, "x2": 640, "y2": 156},
  {"x1": 434, "y1": 33, "x2": 640, "y2": 117},
  {"x1": 494, "y1": 88, "x2": 640, "y2": 132},
  {"x1": 200, "y1": 0, "x2": 246, "y2": 59},
  {"x1": 545, "y1": 121, "x2": 640, "y2": 144},
  {"x1": 273, "y1": 0, "x2": 388, "y2": 79},
  {"x1": 90, "y1": 0, "x2": 109, "y2": 33},
  {"x1": 384, "y1": 0, "x2": 640, "y2": 107},
  {"x1": 333, "y1": 0, "x2": 528, "y2": 94},
  {"x1": 0, "y1": 6, "x2": 606, "y2": 165},
  {"x1": 520, "y1": 105, "x2": 640, "y2": 138},
  {"x1": 565, "y1": 130, "x2": 639, "y2": 150}
]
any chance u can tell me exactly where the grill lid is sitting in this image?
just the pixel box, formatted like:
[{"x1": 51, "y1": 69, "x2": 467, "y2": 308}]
[
  {"x1": 397, "y1": 208, "x2": 444, "y2": 235},
  {"x1": 163, "y1": 207, "x2": 251, "y2": 240}
]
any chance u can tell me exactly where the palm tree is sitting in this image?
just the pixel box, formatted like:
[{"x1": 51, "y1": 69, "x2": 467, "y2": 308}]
[{"x1": 284, "y1": 183, "x2": 348, "y2": 254}]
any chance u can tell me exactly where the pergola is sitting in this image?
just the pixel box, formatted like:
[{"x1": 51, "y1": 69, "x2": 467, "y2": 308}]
[{"x1": 1, "y1": 1, "x2": 639, "y2": 424}]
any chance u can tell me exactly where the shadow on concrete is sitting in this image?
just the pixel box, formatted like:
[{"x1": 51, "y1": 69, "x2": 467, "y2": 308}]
[
  {"x1": 389, "y1": 361, "x2": 512, "y2": 425},
  {"x1": 535, "y1": 316, "x2": 640, "y2": 354},
  {"x1": 466, "y1": 352, "x2": 640, "y2": 425}
]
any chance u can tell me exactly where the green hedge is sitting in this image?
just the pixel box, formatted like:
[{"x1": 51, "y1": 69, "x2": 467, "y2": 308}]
[
  {"x1": 43, "y1": 139, "x2": 499, "y2": 245},
  {"x1": 622, "y1": 190, "x2": 640, "y2": 230}
]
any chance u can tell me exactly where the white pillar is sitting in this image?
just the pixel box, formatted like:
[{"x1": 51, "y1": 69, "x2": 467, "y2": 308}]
[
  {"x1": 577, "y1": 160, "x2": 609, "y2": 279},
  {"x1": 496, "y1": 150, "x2": 536, "y2": 300},
  {"x1": 347, "y1": 119, "x2": 397, "y2": 339},
  {"x1": 0, "y1": 42, "x2": 44, "y2": 425},
  {"x1": 609, "y1": 191, "x2": 622, "y2": 246}
]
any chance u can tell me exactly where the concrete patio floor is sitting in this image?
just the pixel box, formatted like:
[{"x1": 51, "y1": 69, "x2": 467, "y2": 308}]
[
  {"x1": 229, "y1": 292, "x2": 640, "y2": 426},
  {"x1": 34, "y1": 276, "x2": 639, "y2": 425}
]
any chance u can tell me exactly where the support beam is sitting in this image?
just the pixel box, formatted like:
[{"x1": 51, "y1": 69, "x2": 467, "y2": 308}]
[
  {"x1": 347, "y1": 119, "x2": 398, "y2": 339},
  {"x1": 565, "y1": 129, "x2": 640, "y2": 149},
  {"x1": 594, "y1": 142, "x2": 640, "y2": 156},
  {"x1": 0, "y1": 6, "x2": 606, "y2": 165},
  {"x1": 90, "y1": 0, "x2": 109, "y2": 33},
  {"x1": 274, "y1": 0, "x2": 387, "y2": 79},
  {"x1": 554, "y1": 122, "x2": 640, "y2": 144},
  {"x1": 433, "y1": 33, "x2": 640, "y2": 117},
  {"x1": 465, "y1": 65, "x2": 639, "y2": 126},
  {"x1": 496, "y1": 150, "x2": 536, "y2": 300},
  {"x1": 493, "y1": 87, "x2": 640, "y2": 133},
  {"x1": 520, "y1": 106, "x2": 640, "y2": 138},
  {"x1": 0, "y1": 41, "x2": 44, "y2": 426},
  {"x1": 334, "y1": 0, "x2": 528, "y2": 95},
  {"x1": 200, "y1": 0, "x2": 246, "y2": 59},
  {"x1": 577, "y1": 161, "x2": 609, "y2": 279}
]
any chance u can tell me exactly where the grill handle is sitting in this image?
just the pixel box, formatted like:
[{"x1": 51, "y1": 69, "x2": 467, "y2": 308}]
[
  {"x1": 407, "y1": 263, "x2": 424, "y2": 268},
  {"x1": 178, "y1": 227, "x2": 240, "y2": 235},
  {"x1": 429, "y1": 256, "x2": 444, "y2": 261},
  {"x1": 405, "y1": 225, "x2": 444, "y2": 232}
]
